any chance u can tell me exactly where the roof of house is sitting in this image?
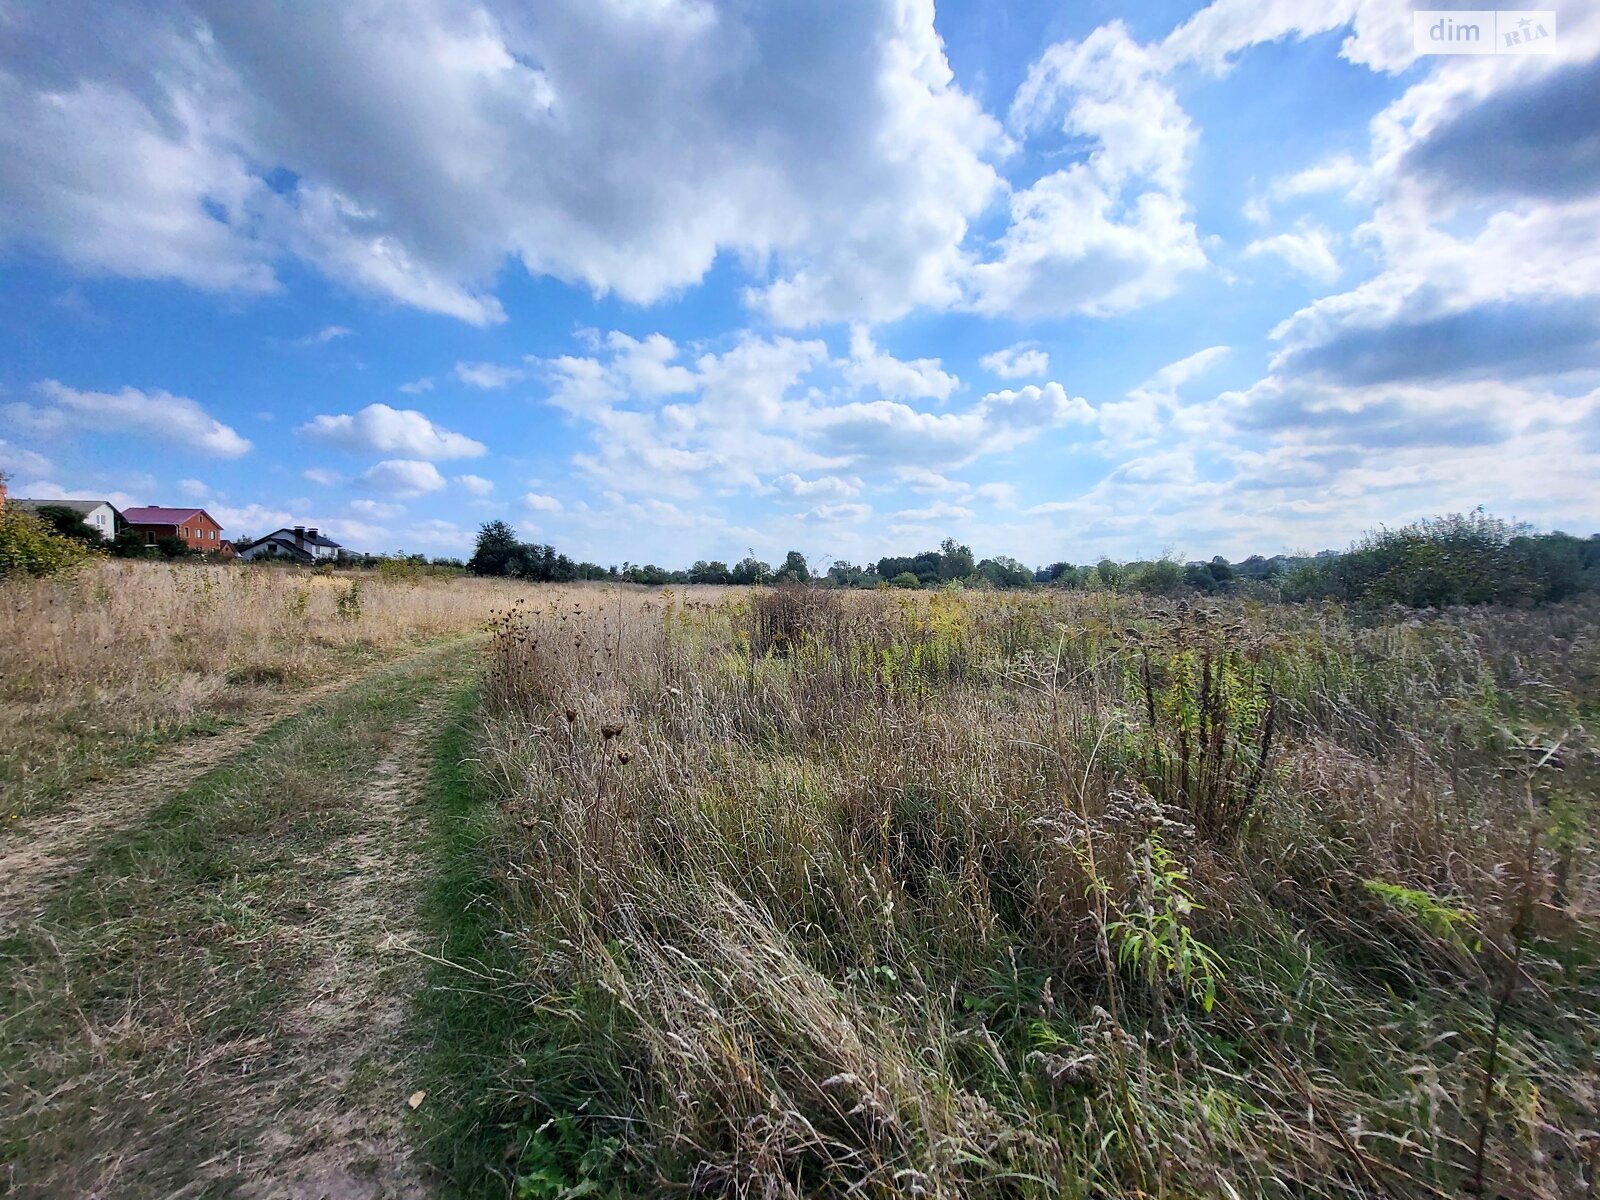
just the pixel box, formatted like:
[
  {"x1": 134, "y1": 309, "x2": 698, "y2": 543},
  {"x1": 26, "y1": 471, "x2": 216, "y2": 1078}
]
[
  {"x1": 122, "y1": 506, "x2": 216, "y2": 526},
  {"x1": 264, "y1": 526, "x2": 342, "y2": 548},
  {"x1": 10, "y1": 498, "x2": 119, "y2": 517},
  {"x1": 245, "y1": 536, "x2": 315, "y2": 562}
]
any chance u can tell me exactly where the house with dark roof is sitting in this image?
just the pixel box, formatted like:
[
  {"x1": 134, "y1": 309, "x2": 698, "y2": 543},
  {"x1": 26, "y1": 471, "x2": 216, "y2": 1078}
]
[
  {"x1": 236, "y1": 525, "x2": 343, "y2": 563},
  {"x1": 7, "y1": 497, "x2": 121, "y2": 541},
  {"x1": 122, "y1": 506, "x2": 224, "y2": 550}
]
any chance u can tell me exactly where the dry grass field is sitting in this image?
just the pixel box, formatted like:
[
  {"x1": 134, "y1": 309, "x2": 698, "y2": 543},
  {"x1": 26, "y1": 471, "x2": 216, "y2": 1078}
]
[
  {"x1": 0, "y1": 560, "x2": 523, "y2": 825},
  {"x1": 3, "y1": 571, "x2": 1598, "y2": 1198},
  {"x1": 465, "y1": 585, "x2": 1600, "y2": 1198}
]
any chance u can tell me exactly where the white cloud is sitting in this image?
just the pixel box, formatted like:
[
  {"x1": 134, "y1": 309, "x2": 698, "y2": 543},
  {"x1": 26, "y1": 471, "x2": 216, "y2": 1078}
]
[
  {"x1": 349, "y1": 498, "x2": 405, "y2": 519},
  {"x1": 22, "y1": 380, "x2": 251, "y2": 457},
  {"x1": 523, "y1": 491, "x2": 563, "y2": 512},
  {"x1": 455, "y1": 361, "x2": 526, "y2": 390},
  {"x1": 293, "y1": 324, "x2": 352, "y2": 347},
  {"x1": 605, "y1": 333, "x2": 697, "y2": 397},
  {"x1": 398, "y1": 377, "x2": 435, "y2": 394},
  {"x1": 0, "y1": 2, "x2": 1009, "y2": 328},
  {"x1": 970, "y1": 23, "x2": 1206, "y2": 318},
  {"x1": 980, "y1": 344, "x2": 1050, "y2": 380},
  {"x1": 1246, "y1": 155, "x2": 1367, "y2": 223},
  {"x1": 303, "y1": 467, "x2": 343, "y2": 486},
  {"x1": 179, "y1": 478, "x2": 208, "y2": 498},
  {"x1": 403, "y1": 518, "x2": 474, "y2": 552},
  {"x1": 1145, "y1": 346, "x2": 1232, "y2": 393},
  {"x1": 843, "y1": 325, "x2": 959, "y2": 401},
  {"x1": 1243, "y1": 226, "x2": 1341, "y2": 283},
  {"x1": 0, "y1": 440, "x2": 53, "y2": 478},
  {"x1": 358, "y1": 459, "x2": 446, "y2": 498},
  {"x1": 772, "y1": 473, "x2": 862, "y2": 500},
  {"x1": 455, "y1": 473, "x2": 494, "y2": 496},
  {"x1": 548, "y1": 329, "x2": 1096, "y2": 504},
  {"x1": 1159, "y1": 0, "x2": 1415, "y2": 76},
  {"x1": 298, "y1": 403, "x2": 485, "y2": 459},
  {"x1": 799, "y1": 502, "x2": 872, "y2": 523},
  {"x1": 894, "y1": 500, "x2": 974, "y2": 522}
]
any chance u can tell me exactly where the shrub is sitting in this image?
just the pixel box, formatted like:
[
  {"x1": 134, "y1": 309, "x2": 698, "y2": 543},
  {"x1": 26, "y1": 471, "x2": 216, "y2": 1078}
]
[{"x1": 0, "y1": 508, "x2": 95, "y2": 577}]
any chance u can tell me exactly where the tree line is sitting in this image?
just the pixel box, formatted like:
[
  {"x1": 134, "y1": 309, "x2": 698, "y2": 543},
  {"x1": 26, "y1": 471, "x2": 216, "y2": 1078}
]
[{"x1": 468, "y1": 510, "x2": 1600, "y2": 609}]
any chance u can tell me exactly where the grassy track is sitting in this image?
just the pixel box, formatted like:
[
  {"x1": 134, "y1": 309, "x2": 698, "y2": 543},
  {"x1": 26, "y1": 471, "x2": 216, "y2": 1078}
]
[
  {"x1": 409, "y1": 682, "x2": 529, "y2": 1199},
  {"x1": 0, "y1": 636, "x2": 484, "y2": 1198}
]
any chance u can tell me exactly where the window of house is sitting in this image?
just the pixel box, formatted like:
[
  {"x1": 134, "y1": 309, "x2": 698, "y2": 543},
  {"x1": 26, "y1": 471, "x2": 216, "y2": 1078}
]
[{"x1": 180, "y1": 526, "x2": 188, "y2": 536}]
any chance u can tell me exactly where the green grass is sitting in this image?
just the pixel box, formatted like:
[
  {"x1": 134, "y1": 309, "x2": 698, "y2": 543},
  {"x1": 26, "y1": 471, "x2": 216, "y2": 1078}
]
[{"x1": 411, "y1": 680, "x2": 537, "y2": 1198}]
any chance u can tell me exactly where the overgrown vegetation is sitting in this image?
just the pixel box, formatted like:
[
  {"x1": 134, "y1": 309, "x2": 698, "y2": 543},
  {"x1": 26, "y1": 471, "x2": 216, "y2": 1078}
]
[
  {"x1": 0, "y1": 505, "x2": 97, "y2": 578},
  {"x1": 0, "y1": 559, "x2": 523, "y2": 824},
  {"x1": 469, "y1": 509, "x2": 1600, "y2": 609},
  {"x1": 455, "y1": 583, "x2": 1599, "y2": 1198}
]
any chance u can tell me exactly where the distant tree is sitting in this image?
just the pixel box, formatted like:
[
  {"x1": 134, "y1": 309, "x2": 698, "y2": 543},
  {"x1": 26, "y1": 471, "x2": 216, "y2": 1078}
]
[
  {"x1": 688, "y1": 560, "x2": 731, "y2": 584},
  {"x1": 938, "y1": 537, "x2": 976, "y2": 581},
  {"x1": 1044, "y1": 562, "x2": 1089, "y2": 588},
  {"x1": 35, "y1": 505, "x2": 101, "y2": 544},
  {"x1": 977, "y1": 556, "x2": 1034, "y2": 589},
  {"x1": 729, "y1": 557, "x2": 770, "y2": 585},
  {"x1": 1125, "y1": 558, "x2": 1184, "y2": 595},
  {"x1": 825, "y1": 561, "x2": 873, "y2": 588},
  {"x1": 153, "y1": 534, "x2": 194, "y2": 559},
  {"x1": 891, "y1": 571, "x2": 921, "y2": 589},
  {"x1": 468, "y1": 520, "x2": 521, "y2": 576},
  {"x1": 624, "y1": 563, "x2": 672, "y2": 585},
  {"x1": 1095, "y1": 559, "x2": 1122, "y2": 587},
  {"x1": 773, "y1": 550, "x2": 811, "y2": 583}
]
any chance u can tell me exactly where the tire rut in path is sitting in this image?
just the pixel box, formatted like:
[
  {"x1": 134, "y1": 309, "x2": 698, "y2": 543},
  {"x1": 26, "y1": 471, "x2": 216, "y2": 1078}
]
[
  {"x1": 228, "y1": 701, "x2": 443, "y2": 1199},
  {"x1": 0, "y1": 646, "x2": 450, "y2": 932}
]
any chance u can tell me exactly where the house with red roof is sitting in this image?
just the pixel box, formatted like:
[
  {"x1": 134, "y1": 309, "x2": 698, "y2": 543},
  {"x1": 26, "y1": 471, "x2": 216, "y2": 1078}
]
[{"x1": 122, "y1": 506, "x2": 224, "y2": 551}]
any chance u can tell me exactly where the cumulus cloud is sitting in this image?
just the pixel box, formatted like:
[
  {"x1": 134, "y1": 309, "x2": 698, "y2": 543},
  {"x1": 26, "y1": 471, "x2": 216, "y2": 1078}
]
[
  {"x1": 523, "y1": 491, "x2": 562, "y2": 512},
  {"x1": 0, "y1": 1, "x2": 1010, "y2": 328},
  {"x1": 1243, "y1": 226, "x2": 1341, "y2": 283},
  {"x1": 20, "y1": 380, "x2": 251, "y2": 456},
  {"x1": 298, "y1": 403, "x2": 486, "y2": 459},
  {"x1": 894, "y1": 500, "x2": 974, "y2": 522},
  {"x1": 843, "y1": 325, "x2": 959, "y2": 401},
  {"x1": 772, "y1": 473, "x2": 863, "y2": 500},
  {"x1": 1160, "y1": 0, "x2": 1415, "y2": 76},
  {"x1": 303, "y1": 467, "x2": 343, "y2": 486},
  {"x1": 980, "y1": 344, "x2": 1050, "y2": 380},
  {"x1": 455, "y1": 473, "x2": 494, "y2": 496},
  {"x1": 798, "y1": 502, "x2": 871, "y2": 523},
  {"x1": 970, "y1": 23, "x2": 1206, "y2": 318},
  {"x1": 455, "y1": 361, "x2": 526, "y2": 390},
  {"x1": 0, "y1": 439, "x2": 53, "y2": 478},
  {"x1": 358, "y1": 458, "x2": 446, "y2": 498},
  {"x1": 349, "y1": 498, "x2": 405, "y2": 519}
]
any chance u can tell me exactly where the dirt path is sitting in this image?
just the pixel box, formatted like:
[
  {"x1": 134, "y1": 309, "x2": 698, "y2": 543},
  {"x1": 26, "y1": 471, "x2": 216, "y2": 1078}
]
[
  {"x1": 0, "y1": 643, "x2": 458, "y2": 932},
  {"x1": 0, "y1": 637, "x2": 484, "y2": 1199},
  {"x1": 229, "y1": 706, "x2": 439, "y2": 1199}
]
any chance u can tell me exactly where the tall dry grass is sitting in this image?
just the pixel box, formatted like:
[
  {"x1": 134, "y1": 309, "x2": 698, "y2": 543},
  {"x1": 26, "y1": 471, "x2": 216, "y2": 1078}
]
[
  {"x1": 0, "y1": 559, "x2": 527, "y2": 820},
  {"x1": 472, "y1": 586, "x2": 1600, "y2": 1198}
]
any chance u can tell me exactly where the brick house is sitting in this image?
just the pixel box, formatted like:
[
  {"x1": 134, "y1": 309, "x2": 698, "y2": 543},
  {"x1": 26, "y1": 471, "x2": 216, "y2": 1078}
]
[{"x1": 121, "y1": 506, "x2": 225, "y2": 550}]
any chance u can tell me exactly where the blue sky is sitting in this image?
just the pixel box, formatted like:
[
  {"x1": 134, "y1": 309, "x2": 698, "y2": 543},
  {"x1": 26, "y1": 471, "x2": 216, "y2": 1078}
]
[{"x1": 1, "y1": 0, "x2": 1597, "y2": 567}]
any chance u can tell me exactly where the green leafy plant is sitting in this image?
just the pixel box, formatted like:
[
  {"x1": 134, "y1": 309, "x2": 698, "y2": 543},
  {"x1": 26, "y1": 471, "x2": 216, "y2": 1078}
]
[
  {"x1": 515, "y1": 1115, "x2": 621, "y2": 1199},
  {"x1": 1362, "y1": 878, "x2": 1477, "y2": 948},
  {"x1": 1108, "y1": 837, "x2": 1225, "y2": 1013}
]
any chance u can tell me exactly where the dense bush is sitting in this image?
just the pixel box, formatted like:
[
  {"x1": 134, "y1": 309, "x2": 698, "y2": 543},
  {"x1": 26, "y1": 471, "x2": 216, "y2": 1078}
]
[{"x1": 0, "y1": 508, "x2": 96, "y2": 577}]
